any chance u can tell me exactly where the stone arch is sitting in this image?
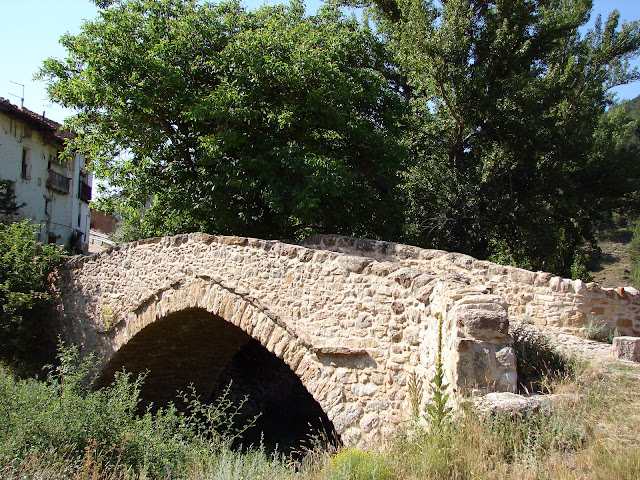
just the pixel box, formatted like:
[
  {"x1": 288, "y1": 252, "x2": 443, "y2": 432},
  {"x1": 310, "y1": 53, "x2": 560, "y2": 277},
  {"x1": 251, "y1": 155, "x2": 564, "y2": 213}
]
[
  {"x1": 93, "y1": 276, "x2": 342, "y2": 443},
  {"x1": 52, "y1": 233, "x2": 520, "y2": 447}
]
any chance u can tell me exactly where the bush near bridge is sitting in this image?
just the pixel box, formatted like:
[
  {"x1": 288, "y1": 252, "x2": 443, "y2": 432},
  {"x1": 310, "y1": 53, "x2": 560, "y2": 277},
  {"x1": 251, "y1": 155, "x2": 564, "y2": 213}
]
[
  {"x1": 2, "y1": 340, "x2": 640, "y2": 479},
  {"x1": 0, "y1": 221, "x2": 63, "y2": 372}
]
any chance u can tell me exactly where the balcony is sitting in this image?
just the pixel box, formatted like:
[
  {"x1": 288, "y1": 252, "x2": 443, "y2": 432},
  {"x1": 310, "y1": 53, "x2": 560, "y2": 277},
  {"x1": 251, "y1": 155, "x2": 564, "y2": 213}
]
[
  {"x1": 47, "y1": 169, "x2": 71, "y2": 194},
  {"x1": 79, "y1": 180, "x2": 92, "y2": 203}
]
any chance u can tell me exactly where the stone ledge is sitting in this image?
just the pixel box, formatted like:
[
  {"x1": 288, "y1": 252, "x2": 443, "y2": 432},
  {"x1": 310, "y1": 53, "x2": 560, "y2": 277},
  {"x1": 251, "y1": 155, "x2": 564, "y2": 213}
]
[
  {"x1": 613, "y1": 336, "x2": 640, "y2": 362},
  {"x1": 473, "y1": 392, "x2": 581, "y2": 417}
]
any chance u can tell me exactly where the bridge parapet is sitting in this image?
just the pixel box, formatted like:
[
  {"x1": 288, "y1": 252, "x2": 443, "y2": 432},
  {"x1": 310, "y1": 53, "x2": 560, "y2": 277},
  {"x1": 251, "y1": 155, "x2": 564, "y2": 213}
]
[{"x1": 303, "y1": 234, "x2": 640, "y2": 337}]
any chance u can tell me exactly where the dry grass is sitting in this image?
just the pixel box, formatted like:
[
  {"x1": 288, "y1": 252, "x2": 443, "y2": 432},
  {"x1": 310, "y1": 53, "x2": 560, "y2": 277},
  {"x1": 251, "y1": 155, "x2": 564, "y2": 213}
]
[{"x1": 377, "y1": 360, "x2": 640, "y2": 480}]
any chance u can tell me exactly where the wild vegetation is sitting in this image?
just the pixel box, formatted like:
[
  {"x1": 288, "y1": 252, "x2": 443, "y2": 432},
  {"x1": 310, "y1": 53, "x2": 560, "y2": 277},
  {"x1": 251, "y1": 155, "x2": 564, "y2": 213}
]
[
  {"x1": 0, "y1": 221, "x2": 63, "y2": 373},
  {"x1": 1, "y1": 0, "x2": 639, "y2": 478},
  {"x1": 39, "y1": 0, "x2": 640, "y2": 278},
  {"x1": 2, "y1": 336, "x2": 640, "y2": 479},
  {"x1": 629, "y1": 218, "x2": 640, "y2": 288}
]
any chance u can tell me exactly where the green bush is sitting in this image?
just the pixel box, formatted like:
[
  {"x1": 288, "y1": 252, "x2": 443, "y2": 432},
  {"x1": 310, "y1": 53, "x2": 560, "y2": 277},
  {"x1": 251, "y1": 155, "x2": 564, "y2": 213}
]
[
  {"x1": 583, "y1": 321, "x2": 619, "y2": 344},
  {"x1": 510, "y1": 324, "x2": 574, "y2": 393},
  {"x1": 110, "y1": 216, "x2": 149, "y2": 245},
  {"x1": 570, "y1": 251, "x2": 593, "y2": 282},
  {"x1": 322, "y1": 448, "x2": 392, "y2": 480},
  {"x1": 0, "y1": 343, "x2": 282, "y2": 479},
  {"x1": 629, "y1": 220, "x2": 640, "y2": 289},
  {"x1": 0, "y1": 221, "x2": 63, "y2": 368},
  {"x1": 485, "y1": 407, "x2": 587, "y2": 464}
]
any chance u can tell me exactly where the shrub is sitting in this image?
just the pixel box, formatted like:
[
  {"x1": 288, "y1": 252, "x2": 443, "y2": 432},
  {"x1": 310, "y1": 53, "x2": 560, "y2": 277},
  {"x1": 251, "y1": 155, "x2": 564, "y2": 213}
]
[
  {"x1": 0, "y1": 179, "x2": 24, "y2": 217},
  {"x1": 629, "y1": 220, "x2": 640, "y2": 289},
  {"x1": 0, "y1": 343, "x2": 272, "y2": 479},
  {"x1": 582, "y1": 320, "x2": 619, "y2": 343},
  {"x1": 0, "y1": 220, "x2": 63, "y2": 368},
  {"x1": 110, "y1": 216, "x2": 148, "y2": 245},
  {"x1": 485, "y1": 407, "x2": 587, "y2": 464},
  {"x1": 322, "y1": 448, "x2": 392, "y2": 480},
  {"x1": 570, "y1": 251, "x2": 593, "y2": 282},
  {"x1": 510, "y1": 324, "x2": 574, "y2": 393}
]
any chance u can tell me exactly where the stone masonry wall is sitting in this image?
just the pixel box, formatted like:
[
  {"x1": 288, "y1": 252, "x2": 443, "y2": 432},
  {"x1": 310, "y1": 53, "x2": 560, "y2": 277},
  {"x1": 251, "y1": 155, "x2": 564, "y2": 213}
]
[
  {"x1": 50, "y1": 233, "x2": 516, "y2": 447},
  {"x1": 303, "y1": 235, "x2": 640, "y2": 337}
]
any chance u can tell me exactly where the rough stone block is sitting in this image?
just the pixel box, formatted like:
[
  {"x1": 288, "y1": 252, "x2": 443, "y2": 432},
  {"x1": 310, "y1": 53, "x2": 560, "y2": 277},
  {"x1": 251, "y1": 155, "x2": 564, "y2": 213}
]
[
  {"x1": 454, "y1": 309, "x2": 509, "y2": 336},
  {"x1": 613, "y1": 336, "x2": 640, "y2": 362}
]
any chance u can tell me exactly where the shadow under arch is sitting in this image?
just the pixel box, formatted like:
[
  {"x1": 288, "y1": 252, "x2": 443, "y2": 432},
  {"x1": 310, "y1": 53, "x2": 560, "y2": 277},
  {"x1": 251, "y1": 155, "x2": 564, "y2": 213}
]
[{"x1": 95, "y1": 307, "x2": 340, "y2": 453}]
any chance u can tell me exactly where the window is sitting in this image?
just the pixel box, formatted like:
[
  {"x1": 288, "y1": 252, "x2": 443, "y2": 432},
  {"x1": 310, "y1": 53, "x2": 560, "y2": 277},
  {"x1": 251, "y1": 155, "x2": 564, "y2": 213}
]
[
  {"x1": 78, "y1": 175, "x2": 92, "y2": 202},
  {"x1": 21, "y1": 148, "x2": 31, "y2": 181},
  {"x1": 44, "y1": 198, "x2": 52, "y2": 217}
]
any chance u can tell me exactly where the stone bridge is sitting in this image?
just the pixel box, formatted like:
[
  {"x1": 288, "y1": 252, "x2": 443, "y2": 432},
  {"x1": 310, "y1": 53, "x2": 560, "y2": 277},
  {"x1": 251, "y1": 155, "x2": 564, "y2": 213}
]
[{"x1": 50, "y1": 234, "x2": 640, "y2": 447}]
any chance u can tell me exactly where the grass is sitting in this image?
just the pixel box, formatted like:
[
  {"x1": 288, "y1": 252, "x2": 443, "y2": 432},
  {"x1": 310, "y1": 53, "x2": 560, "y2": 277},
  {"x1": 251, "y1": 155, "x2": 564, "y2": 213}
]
[
  {"x1": 383, "y1": 361, "x2": 640, "y2": 480},
  {"x1": 2, "y1": 343, "x2": 640, "y2": 479}
]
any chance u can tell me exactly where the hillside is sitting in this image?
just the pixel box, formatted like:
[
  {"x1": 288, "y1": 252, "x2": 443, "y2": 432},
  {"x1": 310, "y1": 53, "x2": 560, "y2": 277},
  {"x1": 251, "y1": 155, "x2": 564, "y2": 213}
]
[{"x1": 590, "y1": 225, "x2": 635, "y2": 288}]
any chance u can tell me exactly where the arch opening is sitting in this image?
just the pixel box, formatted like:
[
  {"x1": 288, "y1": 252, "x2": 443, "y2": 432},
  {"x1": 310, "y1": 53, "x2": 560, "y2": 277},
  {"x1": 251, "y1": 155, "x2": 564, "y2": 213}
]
[
  {"x1": 212, "y1": 339, "x2": 340, "y2": 454},
  {"x1": 96, "y1": 308, "x2": 340, "y2": 454}
]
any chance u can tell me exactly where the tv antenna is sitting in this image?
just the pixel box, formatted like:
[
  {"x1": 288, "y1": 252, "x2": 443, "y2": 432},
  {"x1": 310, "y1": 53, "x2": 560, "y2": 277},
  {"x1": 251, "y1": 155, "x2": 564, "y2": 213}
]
[{"x1": 9, "y1": 81, "x2": 25, "y2": 108}]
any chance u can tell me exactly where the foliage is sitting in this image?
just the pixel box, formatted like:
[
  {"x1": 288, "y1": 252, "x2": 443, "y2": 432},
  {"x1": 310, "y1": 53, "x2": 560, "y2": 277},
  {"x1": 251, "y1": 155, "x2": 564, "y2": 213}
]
[
  {"x1": 40, "y1": 0, "x2": 406, "y2": 242},
  {"x1": 0, "y1": 343, "x2": 290, "y2": 480},
  {"x1": 180, "y1": 381, "x2": 259, "y2": 447},
  {"x1": 510, "y1": 323, "x2": 574, "y2": 393},
  {"x1": 609, "y1": 94, "x2": 640, "y2": 154},
  {"x1": 322, "y1": 448, "x2": 392, "y2": 480},
  {"x1": 362, "y1": 0, "x2": 640, "y2": 276},
  {"x1": 390, "y1": 399, "x2": 586, "y2": 478},
  {"x1": 424, "y1": 315, "x2": 451, "y2": 429},
  {"x1": 582, "y1": 320, "x2": 618, "y2": 343},
  {"x1": 0, "y1": 180, "x2": 24, "y2": 219},
  {"x1": 482, "y1": 401, "x2": 587, "y2": 465},
  {"x1": 0, "y1": 221, "x2": 63, "y2": 367},
  {"x1": 109, "y1": 216, "x2": 147, "y2": 245},
  {"x1": 570, "y1": 250, "x2": 593, "y2": 282},
  {"x1": 629, "y1": 219, "x2": 640, "y2": 289},
  {"x1": 407, "y1": 372, "x2": 423, "y2": 424},
  {"x1": 2, "y1": 342, "x2": 640, "y2": 479}
]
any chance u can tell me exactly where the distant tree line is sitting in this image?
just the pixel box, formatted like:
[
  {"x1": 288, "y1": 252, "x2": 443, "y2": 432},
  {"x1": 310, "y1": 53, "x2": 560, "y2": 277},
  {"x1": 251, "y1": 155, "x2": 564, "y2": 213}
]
[{"x1": 39, "y1": 0, "x2": 640, "y2": 277}]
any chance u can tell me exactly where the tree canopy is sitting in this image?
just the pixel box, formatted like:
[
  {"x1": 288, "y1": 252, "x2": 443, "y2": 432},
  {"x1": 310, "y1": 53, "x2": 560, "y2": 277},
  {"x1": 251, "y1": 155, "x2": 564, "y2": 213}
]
[
  {"x1": 40, "y1": 0, "x2": 406, "y2": 241},
  {"x1": 41, "y1": 0, "x2": 640, "y2": 276},
  {"x1": 366, "y1": 0, "x2": 640, "y2": 274}
]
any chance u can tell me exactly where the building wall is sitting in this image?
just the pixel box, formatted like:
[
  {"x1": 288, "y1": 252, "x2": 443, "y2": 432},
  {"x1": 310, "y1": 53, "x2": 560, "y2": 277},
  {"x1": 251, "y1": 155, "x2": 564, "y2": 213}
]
[
  {"x1": 0, "y1": 106, "x2": 91, "y2": 251},
  {"x1": 90, "y1": 208, "x2": 118, "y2": 235}
]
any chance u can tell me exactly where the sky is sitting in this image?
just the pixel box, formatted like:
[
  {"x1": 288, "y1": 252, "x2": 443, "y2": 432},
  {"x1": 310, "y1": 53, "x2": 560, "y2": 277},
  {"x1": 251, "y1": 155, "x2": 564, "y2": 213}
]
[{"x1": 1, "y1": 0, "x2": 640, "y2": 124}]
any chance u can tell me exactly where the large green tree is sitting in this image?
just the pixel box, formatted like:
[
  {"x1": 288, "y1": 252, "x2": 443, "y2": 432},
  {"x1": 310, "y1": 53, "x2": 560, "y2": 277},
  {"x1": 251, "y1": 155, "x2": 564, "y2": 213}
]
[
  {"x1": 364, "y1": 0, "x2": 640, "y2": 275},
  {"x1": 609, "y1": 94, "x2": 640, "y2": 151},
  {"x1": 40, "y1": 0, "x2": 405, "y2": 241}
]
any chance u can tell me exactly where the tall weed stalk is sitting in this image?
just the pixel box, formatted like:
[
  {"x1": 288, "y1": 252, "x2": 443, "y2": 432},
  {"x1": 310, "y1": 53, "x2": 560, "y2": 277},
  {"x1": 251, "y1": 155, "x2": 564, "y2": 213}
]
[{"x1": 424, "y1": 314, "x2": 452, "y2": 429}]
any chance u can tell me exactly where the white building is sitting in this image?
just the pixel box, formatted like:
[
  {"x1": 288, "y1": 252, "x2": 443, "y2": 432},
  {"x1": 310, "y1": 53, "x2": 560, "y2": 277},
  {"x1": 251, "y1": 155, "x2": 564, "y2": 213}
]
[{"x1": 0, "y1": 98, "x2": 92, "y2": 252}]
